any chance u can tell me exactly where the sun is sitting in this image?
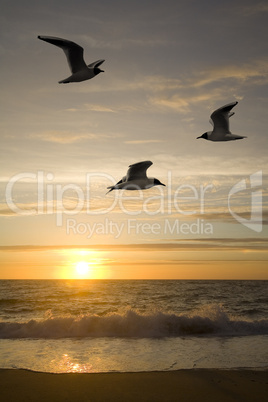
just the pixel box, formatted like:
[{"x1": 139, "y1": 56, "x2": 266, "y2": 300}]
[
  {"x1": 60, "y1": 250, "x2": 108, "y2": 279},
  {"x1": 75, "y1": 261, "x2": 90, "y2": 277}
]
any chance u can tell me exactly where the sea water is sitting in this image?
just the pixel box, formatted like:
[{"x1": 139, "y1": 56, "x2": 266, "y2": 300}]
[{"x1": 0, "y1": 280, "x2": 267, "y2": 373}]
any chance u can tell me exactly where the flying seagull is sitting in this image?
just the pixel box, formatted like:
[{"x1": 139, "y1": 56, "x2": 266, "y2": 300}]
[
  {"x1": 106, "y1": 161, "x2": 166, "y2": 194},
  {"x1": 38, "y1": 35, "x2": 105, "y2": 83},
  {"x1": 197, "y1": 101, "x2": 246, "y2": 141}
]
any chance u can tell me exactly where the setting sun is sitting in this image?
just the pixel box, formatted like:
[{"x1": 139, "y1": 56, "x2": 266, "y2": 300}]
[
  {"x1": 75, "y1": 261, "x2": 90, "y2": 277},
  {"x1": 55, "y1": 249, "x2": 110, "y2": 280}
]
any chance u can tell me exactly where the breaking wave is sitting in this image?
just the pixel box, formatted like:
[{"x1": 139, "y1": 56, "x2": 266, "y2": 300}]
[{"x1": 1, "y1": 305, "x2": 268, "y2": 339}]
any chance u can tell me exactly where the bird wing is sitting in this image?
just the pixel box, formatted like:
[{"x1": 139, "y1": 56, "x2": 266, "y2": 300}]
[
  {"x1": 209, "y1": 111, "x2": 234, "y2": 126},
  {"x1": 38, "y1": 36, "x2": 87, "y2": 74},
  {"x1": 126, "y1": 161, "x2": 153, "y2": 181},
  {"x1": 106, "y1": 176, "x2": 126, "y2": 194},
  {"x1": 87, "y1": 59, "x2": 105, "y2": 68},
  {"x1": 115, "y1": 177, "x2": 125, "y2": 185},
  {"x1": 210, "y1": 101, "x2": 238, "y2": 132}
]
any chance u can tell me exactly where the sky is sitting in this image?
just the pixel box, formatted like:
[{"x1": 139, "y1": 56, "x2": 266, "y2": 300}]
[{"x1": 0, "y1": 0, "x2": 267, "y2": 279}]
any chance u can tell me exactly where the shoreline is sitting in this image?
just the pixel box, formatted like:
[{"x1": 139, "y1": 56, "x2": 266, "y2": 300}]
[{"x1": 1, "y1": 368, "x2": 267, "y2": 402}]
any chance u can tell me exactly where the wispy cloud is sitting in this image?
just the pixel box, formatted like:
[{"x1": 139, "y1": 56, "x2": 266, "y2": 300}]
[
  {"x1": 1, "y1": 238, "x2": 267, "y2": 252},
  {"x1": 84, "y1": 104, "x2": 117, "y2": 113},
  {"x1": 61, "y1": 58, "x2": 268, "y2": 115},
  {"x1": 147, "y1": 59, "x2": 268, "y2": 113},
  {"x1": 75, "y1": 58, "x2": 268, "y2": 114},
  {"x1": 30, "y1": 131, "x2": 92, "y2": 144},
  {"x1": 124, "y1": 139, "x2": 164, "y2": 144},
  {"x1": 1, "y1": 172, "x2": 267, "y2": 218},
  {"x1": 29, "y1": 130, "x2": 119, "y2": 144},
  {"x1": 191, "y1": 59, "x2": 268, "y2": 88}
]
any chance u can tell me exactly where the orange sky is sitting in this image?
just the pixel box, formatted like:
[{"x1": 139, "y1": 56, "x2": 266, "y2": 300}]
[
  {"x1": 1, "y1": 244, "x2": 267, "y2": 280},
  {"x1": 1, "y1": 2, "x2": 268, "y2": 280}
]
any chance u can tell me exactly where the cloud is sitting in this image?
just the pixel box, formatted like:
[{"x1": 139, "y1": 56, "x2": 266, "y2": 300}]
[
  {"x1": 84, "y1": 104, "x2": 117, "y2": 113},
  {"x1": 30, "y1": 131, "x2": 92, "y2": 144},
  {"x1": 1, "y1": 171, "x2": 267, "y2": 219},
  {"x1": 93, "y1": 58, "x2": 263, "y2": 114},
  {"x1": 148, "y1": 91, "x2": 227, "y2": 113},
  {"x1": 150, "y1": 60, "x2": 268, "y2": 94},
  {"x1": 62, "y1": 58, "x2": 267, "y2": 115},
  {"x1": 191, "y1": 59, "x2": 268, "y2": 88},
  {"x1": 166, "y1": 237, "x2": 268, "y2": 252},
  {"x1": 146, "y1": 59, "x2": 268, "y2": 113},
  {"x1": 1, "y1": 238, "x2": 268, "y2": 253},
  {"x1": 194, "y1": 210, "x2": 268, "y2": 225},
  {"x1": 124, "y1": 139, "x2": 164, "y2": 144},
  {"x1": 29, "y1": 130, "x2": 119, "y2": 144}
]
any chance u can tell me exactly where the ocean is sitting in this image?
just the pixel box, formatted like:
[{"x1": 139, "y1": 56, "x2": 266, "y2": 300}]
[{"x1": 0, "y1": 280, "x2": 267, "y2": 373}]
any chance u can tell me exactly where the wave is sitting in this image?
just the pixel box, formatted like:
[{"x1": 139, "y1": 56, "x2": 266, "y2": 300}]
[{"x1": 0, "y1": 305, "x2": 267, "y2": 339}]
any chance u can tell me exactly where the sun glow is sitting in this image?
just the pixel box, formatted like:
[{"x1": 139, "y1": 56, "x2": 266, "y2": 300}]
[
  {"x1": 55, "y1": 249, "x2": 111, "y2": 279},
  {"x1": 75, "y1": 261, "x2": 90, "y2": 277}
]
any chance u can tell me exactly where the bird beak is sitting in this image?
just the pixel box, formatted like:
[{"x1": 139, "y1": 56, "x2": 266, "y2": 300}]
[
  {"x1": 161, "y1": 183, "x2": 166, "y2": 186},
  {"x1": 196, "y1": 136, "x2": 202, "y2": 139}
]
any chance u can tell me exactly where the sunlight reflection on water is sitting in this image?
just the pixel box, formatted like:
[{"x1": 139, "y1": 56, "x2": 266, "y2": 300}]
[{"x1": 55, "y1": 353, "x2": 93, "y2": 373}]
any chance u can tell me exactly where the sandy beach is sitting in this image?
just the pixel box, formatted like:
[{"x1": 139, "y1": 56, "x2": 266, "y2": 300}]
[{"x1": 0, "y1": 368, "x2": 267, "y2": 402}]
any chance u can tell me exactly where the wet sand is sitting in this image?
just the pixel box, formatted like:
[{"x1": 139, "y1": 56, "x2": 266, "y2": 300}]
[{"x1": 0, "y1": 368, "x2": 267, "y2": 402}]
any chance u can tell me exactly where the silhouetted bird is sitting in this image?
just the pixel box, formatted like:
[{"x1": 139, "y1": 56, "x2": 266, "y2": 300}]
[
  {"x1": 107, "y1": 161, "x2": 165, "y2": 194},
  {"x1": 38, "y1": 35, "x2": 104, "y2": 83},
  {"x1": 197, "y1": 101, "x2": 246, "y2": 141}
]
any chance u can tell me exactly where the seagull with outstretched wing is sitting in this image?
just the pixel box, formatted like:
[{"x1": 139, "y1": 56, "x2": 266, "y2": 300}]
[
  {"x1": 38, "y1": 35, "x2": 105, "y2": 83},
  {"x1": 197, "y1": 101, "x2": 246, "y2": 141},
  {"x1": 107, "y1": 161, "x2": 165, "y2": 194}
]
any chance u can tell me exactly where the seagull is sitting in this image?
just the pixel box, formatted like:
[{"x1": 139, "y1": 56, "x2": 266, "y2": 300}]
[
  {"x1": 196, "y1": 101, "x2": 246, "y2": 141},
  {"x1": 38, "y1": 35, "x2": 105, "y2": 83},
  {"x1": 106, "y1": 161, "x2": 166, "y2": 194}
]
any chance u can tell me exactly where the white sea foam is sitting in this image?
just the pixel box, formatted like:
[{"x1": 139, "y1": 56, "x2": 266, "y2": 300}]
[{"x1": 1, "y1": 305, "x2": 267, "y2": 339}]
